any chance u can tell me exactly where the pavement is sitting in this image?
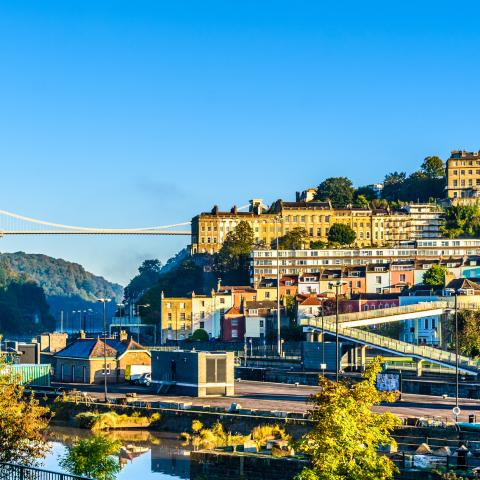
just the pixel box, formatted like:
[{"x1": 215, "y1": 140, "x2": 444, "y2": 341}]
[{"x1": 53, "y1": 380, "x2": 480, "y2": 422}]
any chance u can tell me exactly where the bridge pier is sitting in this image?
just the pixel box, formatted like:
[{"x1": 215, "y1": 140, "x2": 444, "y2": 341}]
[
  {"x1": 415, "y1": 359, "x2": 424, "y2": 377},
  {"x1": 307, "y1": 331, "x2": 324, "y2": 342},
  {"x1": 359, "y1": 345, "x2": 367, "y2": 371}
]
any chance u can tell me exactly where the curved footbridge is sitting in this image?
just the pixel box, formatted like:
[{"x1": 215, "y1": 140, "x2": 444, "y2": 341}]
[{"x1": 300, "y1": 301, "x2": 480, "y2": 375}]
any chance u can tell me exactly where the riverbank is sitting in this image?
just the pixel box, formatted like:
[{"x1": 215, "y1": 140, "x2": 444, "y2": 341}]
[{"x1": 48, "y1": 398, "x2": 311, "y2": 437}]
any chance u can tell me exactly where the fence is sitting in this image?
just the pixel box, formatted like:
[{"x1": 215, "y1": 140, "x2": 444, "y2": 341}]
[
  {"x1": 392, "y1": 452, "x2": 480, "y2": 474},
  {"x1": 0, "y1": 463, "x2": 92, "y2": 480}
]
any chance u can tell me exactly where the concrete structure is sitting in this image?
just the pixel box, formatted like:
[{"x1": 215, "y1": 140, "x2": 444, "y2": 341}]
[
  {"x1": 54, "y1": 334, "x2": 150, "y2": 384},
  {"x1": 446, "y1": 150, "x2": 480, "y2": 203},
  {"x1": 151, "y1": 350, "x2": 234, "y2": 397}
]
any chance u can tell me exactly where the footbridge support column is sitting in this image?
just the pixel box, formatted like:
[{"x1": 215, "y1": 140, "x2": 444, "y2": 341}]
[
  {"x1": 416, "y1": 359, "x2": 424, "y2": 377},
  {"x1": 359, "y1": 345, "x2": 367, "y2": 372}
]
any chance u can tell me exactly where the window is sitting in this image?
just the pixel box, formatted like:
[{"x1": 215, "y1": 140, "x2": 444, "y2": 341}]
[
  {"x1": 179, "y1": 302, "x2": 185, "y2": 308},
  {"x1": 200, "y1": 311, "x2": 205, "y2": 319},
  {"x1": 424, "y1": 318, "x2": 428, "y2": 329},
  {"x1": 220, "y1": 297, "x2": 225, "y2": 304},
  {"x1": 265, "y1": 292, "x2": 270, "y2": 298},
  {"x1": 376, "y1": 288, "x2": 382, "y2": 294},
  {"x1": 166, "y1": 302, "x2": 171, "y2": 308},
  {"x1": 200, "y1": 321, "x2": 205, "y2": 329},
  {"x1": 259, "y1": 320, "x2": 264, "y2": 327},
  {"x1": 167, "y1": 313, "x2": 172, "y2": 321},
  {"x1": 231, "y1": 329, "x2": 238, "y2": 338},
  {"x1": 231, "y1": 319, "x2": 238, "y2": 326},
  {"x1": 376, "y1": 276, "x2": 382, "y2": 284},
  {"x1": 249, "y1": 309, "x2": 258, "y2": 315},
  {"x1": 180, "y1": 313, "x2": 186, "y2": 321},
  {"x1": 400, "y1": 274, "x2": 406, "y2": 282}
]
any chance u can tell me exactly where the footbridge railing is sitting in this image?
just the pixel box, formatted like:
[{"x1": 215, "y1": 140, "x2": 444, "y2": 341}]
[{"x1": 301, "y1": 316, "x2": 480, "y2": 373}]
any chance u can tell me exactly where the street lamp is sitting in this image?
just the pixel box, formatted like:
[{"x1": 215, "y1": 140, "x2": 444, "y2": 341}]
[
  {"x1": 97, "y1": 298, "x2": 111, "y2": 403},
  {"x1": 275, "y1": 215, "x2": 282, "y2": 357},
  {"x1": 329, "y1": 281, "x2": 347, "y2": 382},
  {"x1": 445, "y1": 288, "x2": 460, "y2": 417},
  {"x1": 136, "y1": 304, "x2": 150, "y2": 343}
]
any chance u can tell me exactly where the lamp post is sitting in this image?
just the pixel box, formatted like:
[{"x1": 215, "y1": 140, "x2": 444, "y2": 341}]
[
  {"x1": 136, "y1": 304, "x2": 150, "y2": 343},
  {"x1": 329, "y1": 281, "x2": 346, "y2": 382},
  {"x1": 275, "y1": 215, "x2": 282, "y2": 357},
  {"x1": 97, "y1": 298, "x2": 111, "y2": 403},
  {"x1": 445, "y1": 288, "x2": 460, "y2": 419}
]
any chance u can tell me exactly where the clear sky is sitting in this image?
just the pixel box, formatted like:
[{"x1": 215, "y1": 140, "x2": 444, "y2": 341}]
[{"x1": 1, "y1": 0, "x2": 480, "y2": 285}]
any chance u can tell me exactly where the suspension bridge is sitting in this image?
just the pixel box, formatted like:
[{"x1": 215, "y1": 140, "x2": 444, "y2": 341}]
[
  {"x1": 0, "y1": 209, "x2": 191, "y2": 236},
  {"x1": 0, "y1": 204, "x2": 250, "y2": 237}
]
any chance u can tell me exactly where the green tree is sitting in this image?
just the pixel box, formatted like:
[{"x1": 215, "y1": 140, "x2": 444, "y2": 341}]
[
  {"x1": 310, "y1": 240, "x2": 328, "y2": 250},
  {"x1": 456, "y1": 310, "x2": 480, "y2": 358},
  {"x1": 0, "y1": 359, "x2": 50, "y2": 465},
  {"x1": 189, "y1": 328, "x2": 210, "y2": 342},
  {"x1": 421, "y1": 156, "x2": 445, "y2": 178},
  {"x1": 354, "y1": 185, "x2": 378, "y2": 201},
  {"x1": 422, "y1": 265, "x2": 447, "y2": 287},
  {"x1": 214, "y1": 221, "x2": 255, "y2": 284},
  {"x1": 60, "y1": 435, "x2": 121, "y2": 480},
  {"x1": 381, "y1": 172, "x2": 406, "y2": 202},
  {"x1": 353, "y1": 194, "x2": 370, "y2": 209},
  {"x1": 441, "y1": 205, "x2": 480, "y2": 238},
  {"x1": 328, "y1": 223, "x2": 356, "y2": 245},
  {"x1": 295, "y1": 358, "x2": 401, "y2": 480},
  {"x1": 314, "y1": 177, "x2": 355, "y2": 208},
  {"x1": 278, "y1": 227, "x2": 309, "y2": 250}
]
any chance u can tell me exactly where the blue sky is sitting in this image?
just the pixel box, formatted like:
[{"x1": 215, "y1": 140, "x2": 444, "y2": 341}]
[{"x1": 1, "y1": 0, "x2": 480, "y2": 285}]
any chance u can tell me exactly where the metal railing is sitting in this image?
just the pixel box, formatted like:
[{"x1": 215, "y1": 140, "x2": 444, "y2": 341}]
[
  {"x1": 315, "y1": 301, "x2": 449, "y2": 325},
  {"x1": 0, "y1": 463, "x2": 92, "y2": 480},
  {"x1": 304, "y1": 317, "x2": 480, "y2": 371}
]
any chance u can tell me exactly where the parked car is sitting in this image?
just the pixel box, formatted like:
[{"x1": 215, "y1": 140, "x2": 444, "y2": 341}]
[
  {"x1": 137, "y1": 373, "x2": 151, "y2": 387},
  {"x1": 125, "y1": 365, "x2": 151, "y2": 384}
]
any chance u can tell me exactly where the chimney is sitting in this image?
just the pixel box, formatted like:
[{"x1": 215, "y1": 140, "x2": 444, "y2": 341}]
[
  {"x1": 217, "y1": 278, "x2": 222, "y2": 292},
  {"x1": 79, "y1": 330, "x2": 86, "y2": 339},
  {"x1": 231, "y1": 205, "x2": 238, "y2": 214},
  {"x1": 119, "y1": 330, "x2": 128, "y2": 342}
]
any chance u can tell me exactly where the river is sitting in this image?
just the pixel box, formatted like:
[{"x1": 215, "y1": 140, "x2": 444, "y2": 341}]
[{"x1": 41, "y1": 426, "x2": 191, "y2": 479}]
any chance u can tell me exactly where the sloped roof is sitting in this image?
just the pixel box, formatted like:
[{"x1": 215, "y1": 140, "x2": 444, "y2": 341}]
[
  {"x1": 224, "y1": 306, "x2": 243, "y2": 317},
  {"x1": 55, "y1": 337, "x2": 146, "y2": 359},
  {"x1": 446, "y1": 278, "x2": 480, "y2": 292},
  {"x1": 299, "y1": 296, "x2": 323, "y2": 306}
]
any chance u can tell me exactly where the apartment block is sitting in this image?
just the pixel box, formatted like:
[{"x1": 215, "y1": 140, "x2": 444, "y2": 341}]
[
  {"x1": 446, "y1": 150, "x2": 480, "y2": 203},
  {"x1": 191, "y1": 198, "x2": 440, "y2": 254}
]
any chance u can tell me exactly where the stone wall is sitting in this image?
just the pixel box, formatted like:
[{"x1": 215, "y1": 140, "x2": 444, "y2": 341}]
[{"x1": 190, "y1": 450, "x2": 308, "y2": 480}]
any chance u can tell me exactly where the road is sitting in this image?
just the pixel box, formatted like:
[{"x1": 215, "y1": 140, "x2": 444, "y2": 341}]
[{"x1": 54, "y1": 380, "x2": 480, "y2": 422}]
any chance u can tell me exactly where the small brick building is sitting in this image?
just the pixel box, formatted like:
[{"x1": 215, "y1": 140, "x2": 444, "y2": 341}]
[{"x1": 53, "y1": 334, "x2": 150, "y2": 384}]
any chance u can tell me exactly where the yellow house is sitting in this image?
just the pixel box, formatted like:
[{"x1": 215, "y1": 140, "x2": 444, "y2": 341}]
[{"x1": 160, "y1": 293, "x2": 192, "y2": 344}]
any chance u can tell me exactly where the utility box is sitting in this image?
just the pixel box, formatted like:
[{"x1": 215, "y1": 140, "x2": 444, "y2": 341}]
[{"x1": 151, "y1": 350, "x2": 235, "y2": 397}]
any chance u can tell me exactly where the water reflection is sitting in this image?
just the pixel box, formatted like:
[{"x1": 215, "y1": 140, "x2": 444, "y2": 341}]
[{"x1": 44, "y1": 426, "x2": 190, "y2": 480}]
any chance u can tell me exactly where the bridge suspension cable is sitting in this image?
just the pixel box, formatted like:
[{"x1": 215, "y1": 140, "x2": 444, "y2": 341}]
[{"x1": 0, "y1": 204, "x2": 250, "y2": 236}]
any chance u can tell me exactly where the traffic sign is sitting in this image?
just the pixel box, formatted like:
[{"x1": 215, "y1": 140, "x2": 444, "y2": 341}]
[{"x1": 453, "y1": 406, "x2": 461, "y2": 417}]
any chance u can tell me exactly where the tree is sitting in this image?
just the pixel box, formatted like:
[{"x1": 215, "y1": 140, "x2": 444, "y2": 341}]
[
  {"x1": 353, "y1": 194, "x2": 370, "y2": 209},
  {"x1": 278, "y1": 227, "x2": 308, "y2": 250},
  {"x1": 328, "y1": 223, "x2": 356, "y2": 245},
  {"x1": 214, "y1": 221, "x2": 255, "y2": 284},
  {"x1": 381, "y1": 172, "x2": 406, "y2": 202},
  {"x1": 189, "y1": 328, "x2": 210, "y2": 342},
  {"x1": 0, "y1": 359, "x2": 50, "y2": 465},
  {"x1": 421, "y1": 156, "x2": 445, "y2": 179},
  {"x1": 138, "y1": 259, "x2": 162, "y2": 275},
  {"x1": 295, "y1": 358, "x2": 401, "y2": 480},
  {"x1": 422, "y1": 265, "x2": 447, "y2": 287},
  {"x1": 354, "y1": 185, "x2": 378, "y2": 201},
  {"x1": 314, "y1": 177, "x2": 355, "y2": 208},
  {"x1": 60, "y1": 435, "x2": 121, "y2": 480},
  {"x1": 441, "y1": 205, "x2": 480, "y2": 239},
  {"x1": 457, "y1": 310, "x2": 480, "y2": 358}
]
